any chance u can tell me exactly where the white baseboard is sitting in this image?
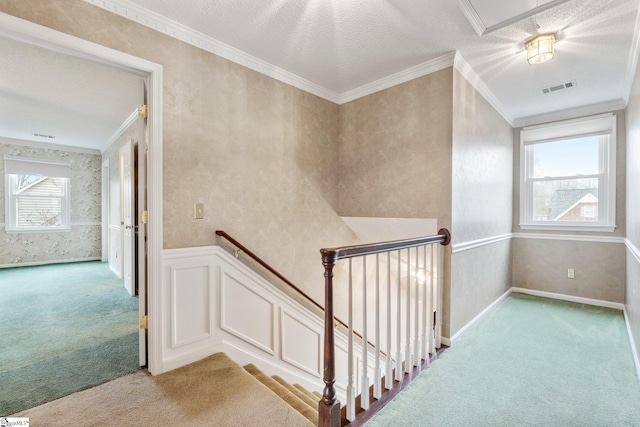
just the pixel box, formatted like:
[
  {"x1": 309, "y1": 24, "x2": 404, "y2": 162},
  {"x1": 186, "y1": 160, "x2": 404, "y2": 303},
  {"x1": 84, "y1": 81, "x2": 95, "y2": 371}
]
[
  {"x1": 623, "y1": 309, "x2": 640, "y2": 383},
  {"x1": 511, "y1": 287, "x2": 625, "y2": 310},
  {"x1": 444, "y1": 288, "x2": 513, "y2": 345},
  {"x1": 0, "y1": 257, "x2": 101, "y2": 269}
]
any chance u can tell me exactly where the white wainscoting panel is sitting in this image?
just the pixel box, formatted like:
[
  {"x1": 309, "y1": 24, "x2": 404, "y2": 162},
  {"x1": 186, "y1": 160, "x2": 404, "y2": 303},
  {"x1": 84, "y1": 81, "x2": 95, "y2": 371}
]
[
  {"x1": 170, "y1": 263, "x2": 213, "y2": 348},
  {"x1": 161, "y1": 245, "x2": 391, "y2": 400},
  {"x1": 221, "y1": 268, "x2": 275, "y2": 355},
  {"x1": 280, "y1": 308, "x2": 321, "y2": 376},
  {"x1": 162, "y1": 246, "x2": 359, "y2": 397}
]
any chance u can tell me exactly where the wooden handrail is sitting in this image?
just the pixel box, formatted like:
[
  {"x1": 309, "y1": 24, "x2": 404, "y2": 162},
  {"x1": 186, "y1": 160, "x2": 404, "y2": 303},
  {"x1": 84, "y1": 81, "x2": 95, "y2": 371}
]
[
  {"x1": 318, "y1": 228, "x2": 451, "y2": 427},
  {"x1": 320, "y1": 228, "x2": 451, "y2": 263},
  {"x1": 216, "y1": 230, "x2": 325, "y2": 312}
]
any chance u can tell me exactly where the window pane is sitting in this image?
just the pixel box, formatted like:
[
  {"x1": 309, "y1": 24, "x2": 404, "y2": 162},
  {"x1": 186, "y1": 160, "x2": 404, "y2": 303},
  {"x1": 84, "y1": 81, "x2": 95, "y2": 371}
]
[
  {"x1": 15, "y1": 175, "x2": 64, "y2": 196},
  {"x1": 532, "y1": 136, "x2": 599, "y2": 178},
  {"x1": 16, "y1": 196, "x2": 62, "y2": 227},
  {"x1": 532, "y1": 178, "x2": 598, "y2": 222}
]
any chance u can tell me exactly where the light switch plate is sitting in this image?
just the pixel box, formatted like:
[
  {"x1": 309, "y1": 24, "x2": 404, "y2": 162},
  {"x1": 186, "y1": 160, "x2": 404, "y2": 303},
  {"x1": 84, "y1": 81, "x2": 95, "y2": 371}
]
[{"x1": 194, "y1": 203, "x2": 204, "y2": 219}]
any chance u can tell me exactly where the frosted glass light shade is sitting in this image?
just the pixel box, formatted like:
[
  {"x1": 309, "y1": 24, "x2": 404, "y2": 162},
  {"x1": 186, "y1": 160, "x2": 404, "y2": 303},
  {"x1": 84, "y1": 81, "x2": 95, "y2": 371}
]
[{"x1": 526, "y1": 34, "x2": 555, "y2": 64}]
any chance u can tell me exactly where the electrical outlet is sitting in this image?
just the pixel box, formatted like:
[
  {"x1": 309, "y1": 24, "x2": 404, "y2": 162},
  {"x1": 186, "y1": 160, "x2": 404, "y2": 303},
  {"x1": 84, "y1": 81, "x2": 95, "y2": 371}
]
[
  {"x1": 567, "y1": 268, "x2": 575, "y2": 279},
  {"x1": 194, "y1": 203, "x2": 204, "y2": 219}
]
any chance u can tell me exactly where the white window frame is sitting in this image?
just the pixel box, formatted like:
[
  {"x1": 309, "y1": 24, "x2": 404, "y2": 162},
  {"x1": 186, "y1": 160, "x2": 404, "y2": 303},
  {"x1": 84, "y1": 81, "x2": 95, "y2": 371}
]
[
  {"x1": 519, "y1": 113, "x2": 616, "y2": 232},
  {"x1": 4, "y1": 156, "x2": 71, "y2": 233}
]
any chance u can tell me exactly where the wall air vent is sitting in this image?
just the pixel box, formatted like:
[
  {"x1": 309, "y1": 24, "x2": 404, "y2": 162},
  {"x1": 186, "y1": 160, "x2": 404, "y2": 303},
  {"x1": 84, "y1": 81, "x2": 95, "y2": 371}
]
[{"x1": 539, "y1": 81, "x2": 576, "y2": 95}]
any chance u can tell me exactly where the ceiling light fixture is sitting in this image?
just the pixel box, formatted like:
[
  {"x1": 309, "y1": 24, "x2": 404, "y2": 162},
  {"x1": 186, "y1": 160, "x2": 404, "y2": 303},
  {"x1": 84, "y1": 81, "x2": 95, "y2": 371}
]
[{"x1": 526, "y1": 33, "x2": 555, "y2": 65}]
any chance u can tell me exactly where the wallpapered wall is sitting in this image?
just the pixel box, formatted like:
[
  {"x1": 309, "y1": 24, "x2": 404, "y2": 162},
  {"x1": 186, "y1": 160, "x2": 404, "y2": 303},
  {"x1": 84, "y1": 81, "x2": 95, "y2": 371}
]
[
  {"x1": 624, "y1": 54, "x2": 640, "y2": 359},
  {"x1": 0, "y1": 0, "x2": 363, "y2": 307},
  {"x1": 511, "y1": 111, "x2": 627, "y2": 303},
  {"x1": 448, "y1": 69, "x2": 513, "y2": 337},
  {"x1": 0, "y1": 138, "x2": 102, "y2": 265}
]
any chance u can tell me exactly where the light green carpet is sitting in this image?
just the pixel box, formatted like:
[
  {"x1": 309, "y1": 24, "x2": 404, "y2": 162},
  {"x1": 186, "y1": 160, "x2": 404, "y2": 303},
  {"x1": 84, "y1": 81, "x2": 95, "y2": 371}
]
[
  {"x1": 0, "y1": 261, "x2": 139, "y2": 416},
  {"x1": 366, "y1": 293, "x2": 640, "y2": 426}
]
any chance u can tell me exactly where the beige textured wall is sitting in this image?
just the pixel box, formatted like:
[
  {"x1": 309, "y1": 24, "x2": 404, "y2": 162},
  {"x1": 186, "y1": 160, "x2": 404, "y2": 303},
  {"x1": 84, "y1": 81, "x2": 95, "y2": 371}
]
[
  {"x1": 624, "y1": 54, "x2": 640, "y2": 357},
  {"x1": 447, "y1": 70, "x2": 513, "y2": 337},
  {"x1": 511, "y1": 111, "x2": 627, "y2": 302},
  {"x1": 0, "y1": 0, "x2": 357, "y2": 305},
  {"x1": 338, "y1": 68, "x2": 453, "y2": 228},
  {"x1": 512, "y1": 238, "x2": 625, "y2": 302}
]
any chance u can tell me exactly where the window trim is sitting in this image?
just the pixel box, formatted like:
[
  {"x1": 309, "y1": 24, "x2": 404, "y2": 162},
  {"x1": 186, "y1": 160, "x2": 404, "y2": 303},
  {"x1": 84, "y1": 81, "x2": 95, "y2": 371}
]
[
  {"x1": 519, "y1": 113, "x2": 617, "y2": 233},
  {"x1": 4, "y1": 157, "x2": 71, "y2": 233}
]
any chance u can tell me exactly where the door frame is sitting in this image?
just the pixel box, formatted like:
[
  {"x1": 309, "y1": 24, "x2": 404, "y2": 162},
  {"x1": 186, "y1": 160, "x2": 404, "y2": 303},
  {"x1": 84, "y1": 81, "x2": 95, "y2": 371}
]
[{"x1": 0, "y1": 12, "x2": 164, "y2": 374}]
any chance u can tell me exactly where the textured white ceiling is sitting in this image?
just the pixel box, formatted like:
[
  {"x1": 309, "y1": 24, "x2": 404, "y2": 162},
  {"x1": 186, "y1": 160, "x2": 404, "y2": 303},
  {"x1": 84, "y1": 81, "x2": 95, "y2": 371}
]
[
  {"x1": 0, "y1": 0, "x2": 638, "y2": 151},
  {"x1": 0, "y1": 36, "x2": 142, "y2": 152},
  {"x1": 118, "y1": 0, "x2": 640, "y2": 125}
]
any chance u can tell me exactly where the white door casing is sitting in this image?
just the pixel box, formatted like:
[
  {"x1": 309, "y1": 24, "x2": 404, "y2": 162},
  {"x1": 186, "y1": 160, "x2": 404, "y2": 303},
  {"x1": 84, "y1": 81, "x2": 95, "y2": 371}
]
[
  {"x1": 0, "y1": 11, "x2": 164, "y2": 374},
  {"x1": 137, "y1": 87, "x2": 149, "y2": 366}
]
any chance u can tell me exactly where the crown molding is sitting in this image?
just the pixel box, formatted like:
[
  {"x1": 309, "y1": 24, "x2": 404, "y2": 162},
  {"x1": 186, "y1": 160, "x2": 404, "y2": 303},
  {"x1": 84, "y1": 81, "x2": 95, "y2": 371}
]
[
  {"x1": 87, "y1": 1, "x2": 494, "y2": 107},
  {"x1": 0, "y1": 136, "x2": 100, "y2": 155},
  {"x1": 337, "y1": 52, "x2": 456, "y2": 104},
  {"x1": 103, "y1": 108, "x2": 138, "y2": 153},
  {"x1": 84, "y1": 0, "x2": 341, "y2": 104},
  {"x1": 512, "y1": 98, "x2": 626, "y2": 128},
  {"x1": 453, "y1": 52, "x2": 514, "y2": 126},
  {"x1": 459, "y1": 0, "x2": 571, "y2": 36}
]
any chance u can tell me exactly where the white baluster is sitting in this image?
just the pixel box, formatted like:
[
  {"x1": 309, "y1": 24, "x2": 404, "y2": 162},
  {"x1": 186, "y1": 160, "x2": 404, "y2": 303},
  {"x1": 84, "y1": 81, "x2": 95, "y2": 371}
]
[
  {"x1": 427, "y1": 245, "x2": 434, "y2": 359},
  {"x1": 361, "y1": 257, "x2": 370, "y2": 410},
  {"x1": 405, "y1": 248, "x2": 412, "y2": 375},
  {"x1": 436, "y1": 244, "x2": 444, "y2": 348},
  {"x1": 395, "y1": 250, "x2": 402, "y2": 382},
  {"x1": 346, "y1": 259, "x2": 355, "y2": 421},
  {"x1": 374, "y1": 254, "x2": 382, "y2": 399},
  {"x1": 421, "y1": 245, "x2": 428, "y2": 364},
  {"x1": 413, "y1": 247, "x2": 420, "y2": 369},
  {"x1": 385, "y1": 251, "x2": 393, "y2": 389}
]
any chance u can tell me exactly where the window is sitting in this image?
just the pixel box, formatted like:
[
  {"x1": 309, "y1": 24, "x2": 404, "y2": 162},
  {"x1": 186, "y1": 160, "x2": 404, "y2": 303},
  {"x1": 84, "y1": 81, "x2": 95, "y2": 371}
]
[
  {"x1": 519, "y1": 113, "x2": 616, "y2": 232},
  {"x1": 4, "y1": 157, "x2": 71, "y2": 232}
]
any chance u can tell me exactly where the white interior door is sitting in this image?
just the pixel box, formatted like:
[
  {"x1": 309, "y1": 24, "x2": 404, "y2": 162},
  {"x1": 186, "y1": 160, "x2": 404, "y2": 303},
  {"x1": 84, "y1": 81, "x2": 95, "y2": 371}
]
[{"x1": 120, "y1": 140, "x2": 135, "y2": 296}]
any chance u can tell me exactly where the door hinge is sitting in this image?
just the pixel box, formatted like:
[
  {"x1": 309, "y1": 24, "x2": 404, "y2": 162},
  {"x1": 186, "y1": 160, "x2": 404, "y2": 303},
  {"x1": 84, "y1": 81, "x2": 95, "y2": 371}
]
[
  {"x1": 138, "y1": 104, "x2": 148, "y2": 119},
  {"x1": 140, "y1": 210, "x2": 149, "y2": 224},
  {"x1": 140, "y1": 315, "x2": 148, "y2": 329}
]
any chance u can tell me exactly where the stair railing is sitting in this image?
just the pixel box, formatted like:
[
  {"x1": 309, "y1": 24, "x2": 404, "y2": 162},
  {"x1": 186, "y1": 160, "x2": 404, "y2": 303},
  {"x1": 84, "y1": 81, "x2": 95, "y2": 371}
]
[{"x1": 319, "y1": 229, "x2": 451, "y2": 427}]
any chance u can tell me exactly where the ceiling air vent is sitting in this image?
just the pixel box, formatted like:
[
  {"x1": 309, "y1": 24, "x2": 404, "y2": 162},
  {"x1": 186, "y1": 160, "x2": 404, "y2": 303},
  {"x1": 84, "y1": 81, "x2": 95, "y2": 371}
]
[{"x1": 539, "y1": 81, "x2": 576, "y2": 95}]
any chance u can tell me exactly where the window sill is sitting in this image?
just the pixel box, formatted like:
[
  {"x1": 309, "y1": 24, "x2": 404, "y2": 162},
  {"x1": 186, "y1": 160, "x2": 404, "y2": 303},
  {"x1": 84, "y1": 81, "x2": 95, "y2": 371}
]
[{"x1": 519, "y1": 223, "x2": 617, "y2": 233}]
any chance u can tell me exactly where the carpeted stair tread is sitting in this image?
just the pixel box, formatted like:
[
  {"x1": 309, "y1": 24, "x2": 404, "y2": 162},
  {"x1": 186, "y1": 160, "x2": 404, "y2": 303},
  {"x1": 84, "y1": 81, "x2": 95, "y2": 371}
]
[
  {"x1": 14, "y1": 353, "x2": 314, "y2": 426},
  {"x1": 244, "y1": 364, "x2": 318, "y2": 425},
  {"x1": 312, "y1": 390, "x2": 323, "y2": 399},
  {"x1": 293, "y1": 383, "x2": 321, "y2": 403},
  {"x1": 272, "y1": 375, "x2": 318, "y2": 409}
]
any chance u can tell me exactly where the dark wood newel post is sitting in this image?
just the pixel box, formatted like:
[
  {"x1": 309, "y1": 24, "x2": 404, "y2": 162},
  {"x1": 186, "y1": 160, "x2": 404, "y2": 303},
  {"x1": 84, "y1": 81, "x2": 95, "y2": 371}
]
[{"x1": 319, "y1": 249, "x2": 341, "y2": 427}]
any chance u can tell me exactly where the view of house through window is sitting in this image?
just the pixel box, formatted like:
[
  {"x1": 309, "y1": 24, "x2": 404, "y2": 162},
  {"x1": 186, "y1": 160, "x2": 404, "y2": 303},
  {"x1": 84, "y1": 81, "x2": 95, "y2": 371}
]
[
  {"x1": 4, "y1": 157, "x2": 71, "y2": 232},
  {"x1": 531, "y1": 135, "x2": 600, "y2": 222},
  {"x1": 520, "y1": 113, "x2": 616, "y2": 232}
]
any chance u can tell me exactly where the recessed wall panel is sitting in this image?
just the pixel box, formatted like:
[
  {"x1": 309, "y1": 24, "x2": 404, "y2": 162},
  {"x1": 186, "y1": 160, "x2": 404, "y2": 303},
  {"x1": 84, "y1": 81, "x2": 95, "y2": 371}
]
[
  {"x1": 171, "y1": 264, "x2": 212, "y2": 347},
  {"x1": 281, "y1": 309, "x2": 321, "y2": 376},
  {"x1": 221, "y1": 269, "x2": 275, "y2": 354}
]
